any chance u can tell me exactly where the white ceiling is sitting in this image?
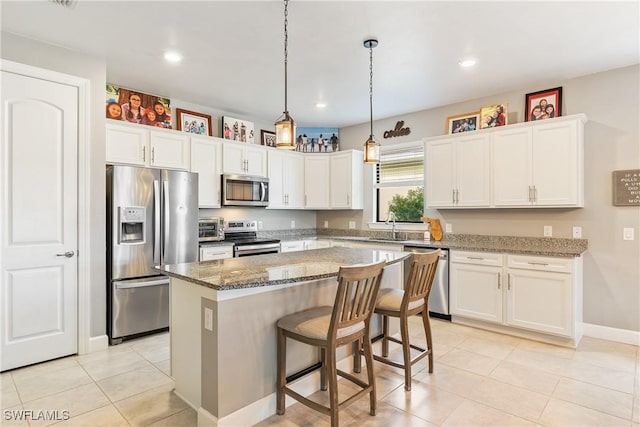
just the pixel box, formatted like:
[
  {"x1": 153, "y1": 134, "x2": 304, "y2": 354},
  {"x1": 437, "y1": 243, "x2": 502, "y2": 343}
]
[{"x1": 1, "y1": 1, "x2": 638, "y2": 128}]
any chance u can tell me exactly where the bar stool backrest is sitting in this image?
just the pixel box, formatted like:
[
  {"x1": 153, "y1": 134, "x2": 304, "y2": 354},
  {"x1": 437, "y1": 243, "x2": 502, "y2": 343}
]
[
  {"x1": 404, "y1": 250, "x2": 441, "y2": 308},
  {"x1": 329, "y1": 260, "x2": 386, "y2": 339}
]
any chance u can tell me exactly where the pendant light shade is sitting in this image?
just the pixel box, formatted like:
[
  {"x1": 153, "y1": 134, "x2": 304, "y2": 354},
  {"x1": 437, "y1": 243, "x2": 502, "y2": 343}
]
[
  {"x1": 275, "y1": 0, "x2": 296, "y2": 150},
  {"x1": 363, "y1": 38, "x2": 380, "y2": 164}
]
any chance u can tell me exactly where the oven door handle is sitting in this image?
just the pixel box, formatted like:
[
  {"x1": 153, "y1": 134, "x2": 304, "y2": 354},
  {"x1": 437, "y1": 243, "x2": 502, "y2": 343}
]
[
  {"x1": 234, "y1": 242, "x2": 281, "y2": 252},
  {"x1": 235, "y1": 247, "x2": 281, "y2": 257}
]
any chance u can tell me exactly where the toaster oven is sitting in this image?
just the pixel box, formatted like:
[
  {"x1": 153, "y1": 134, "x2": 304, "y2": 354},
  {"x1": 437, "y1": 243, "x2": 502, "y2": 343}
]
[{"x1": 198, "y1": 217, "x2": 224, "y2": 242}]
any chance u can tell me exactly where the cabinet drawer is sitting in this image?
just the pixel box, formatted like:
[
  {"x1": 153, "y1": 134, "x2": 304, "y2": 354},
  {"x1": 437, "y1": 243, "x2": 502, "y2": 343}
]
[
  {"x1": 199, "y1": 246, "x2": 233, "y2": 261},
  {"x1": 507, "y1": 255, "x2": 573, "y2": 273},
  {"x1": 451, "y1": 250, "x2": 503, "y2": 267},
  {"x1": 281, "y1": 241, "x2": 305, "y2": 253}
]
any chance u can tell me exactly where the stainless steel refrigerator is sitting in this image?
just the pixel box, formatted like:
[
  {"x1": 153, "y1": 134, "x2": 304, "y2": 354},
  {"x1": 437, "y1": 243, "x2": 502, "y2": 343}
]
[{"x1": 106, "y1": 165, "x2": 198, "y2": 344}]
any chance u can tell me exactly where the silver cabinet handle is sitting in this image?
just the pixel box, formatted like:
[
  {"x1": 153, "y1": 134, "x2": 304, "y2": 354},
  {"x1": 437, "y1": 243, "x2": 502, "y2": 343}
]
[
  {"x1": 467, "y1": 256, "x2": 484, "y2": 260},
  {"x1": 455, "y1": 189, "x2": 459, "y2": 204},
  {"x1": 151, "y1": 147, "x2": 155, "y2": 163},
  {"x1": 56, "y1": 251, "x2": 75, "y2": 258},
  {"x1": 528, "y1": 262, "x2": 549, "y2": 266},
  {"x1": 498, "y1": 272, "x2": 501, "y2": 289},
  {"x1": 528, "y1": 186, "x2": 532, "y2": 203},
  {"x1": 142, "y1": 146, "x2": 146, "y2": 162},
  {"x1": 452, "y1": 189, "x2": 456, "y2": 204},
  {"x1": 508, "y1": 273, "x2": 511, "y2": 290},
  {"x1": 533, "y1": 186, "x2": 537, "y2": 203},
  {"x1": 347, "y1": 194, "x2": 350, "y2": 205}
]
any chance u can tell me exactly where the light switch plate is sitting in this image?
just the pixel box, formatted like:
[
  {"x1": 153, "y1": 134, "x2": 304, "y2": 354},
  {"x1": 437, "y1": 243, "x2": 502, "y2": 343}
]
[
  {"x1": 623, "y1": 228, "x2": 635, "y2": 240},
  {"x1": 544, "y1": 225, "x2": 553, "y2": 237},
  {"x1": 572, "y1": 226, "x2": 582, "y2": 238},
  {"x1": 445, "y1": 223, "x2": 452, "y2": 233},
  {"x1": 258, "y1": 221, "x2": 263, "y2": 230},
  {"x1": 290, "y1": 220, "x2": 295, "y2": 229},
  {"x1": 348, "y1": 221, "x2": 356, "y2": 229},
  {"x1": 324, "y1": 220, "x2": 329, "y2": 228},
  {"x1": 204, "y1": 308, "x2": 213, "y2": 331}
]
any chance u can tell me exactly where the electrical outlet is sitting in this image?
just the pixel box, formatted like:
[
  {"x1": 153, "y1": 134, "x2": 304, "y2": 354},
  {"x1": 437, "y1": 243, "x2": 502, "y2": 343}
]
[
  {"x1": 572, "y1": 226, "x2": 582, "y2": 238},
  {"x1": 258, "y1": 221, "x2": 263, "y2": 230},
  {"x1": 348, "y1": 221, "x2": 356, "y2": 229},
  {"x1": 623, "y1": 228, "x2": 635, "y2": 241},
  {"x1": 324, "y1": 220, "x2": 329, "y2": 228},
  {"x1": 290, "y1": 220, "x2": 295, "y2": 229},
  {"x1": 445, "y1": 223, "x2": 452, "y2": 233},
  {"x1": 204, "y1": 308, "x2": 213, "y2": 331},
  {"x1": 544, "y1": 225, "x2": 553, "y2": 237}
]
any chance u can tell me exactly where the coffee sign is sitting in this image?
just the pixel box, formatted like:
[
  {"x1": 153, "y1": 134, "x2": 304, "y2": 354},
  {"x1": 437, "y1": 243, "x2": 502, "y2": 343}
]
[
  {"x1": 383, "y1": 120, "x2": 411, "y2": 139},
  {"x1": 613, "y1": 169, "x2": 640, "y2": 206}
]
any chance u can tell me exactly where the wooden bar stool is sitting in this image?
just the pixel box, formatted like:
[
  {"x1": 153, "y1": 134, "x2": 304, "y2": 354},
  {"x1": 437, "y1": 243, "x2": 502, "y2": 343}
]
[
  {"x1": 371, "y1": 250, "x2": 440, "y2": 391},
  {"x1": 276, "y1": 260, "x2": 386, "y2": 427}
]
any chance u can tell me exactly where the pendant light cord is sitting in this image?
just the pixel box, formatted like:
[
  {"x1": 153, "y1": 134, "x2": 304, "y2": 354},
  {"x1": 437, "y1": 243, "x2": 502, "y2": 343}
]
[
  {"x1": 369, "y1": 43, "x2": 374, "y2": 137},
  {"x1": 284, "y1": 0, "x2": 289, "y2": 113}
]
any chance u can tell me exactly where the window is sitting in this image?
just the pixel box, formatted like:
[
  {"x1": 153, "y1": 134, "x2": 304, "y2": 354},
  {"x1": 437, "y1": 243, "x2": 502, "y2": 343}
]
[{"x1": 375, "y1": 141, "x2": 424, "y2": 222}]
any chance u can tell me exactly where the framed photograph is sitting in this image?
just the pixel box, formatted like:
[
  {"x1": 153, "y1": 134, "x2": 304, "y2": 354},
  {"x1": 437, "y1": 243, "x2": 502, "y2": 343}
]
[
  {"x1": 176, "y1": 108, "x2": 212, "y2": 136},
  {"x1": 296, "y1": 127, "x2": 339, "y2": 153},
  {"x1": 446, "y1": 112, "x2": 479, "y2": 134},
  {"x1": 480, "y1": 104, "x2": 508, "y2": 129},
  {"x1": 525, "y1": 87, "x2": 562, "y2": 122},
  {"x1": 106, "y1": 84, "x2": 172, "y2": 128},
  {"x1": 222, "y1": 116, "x2": 255, "y2": 143},
  {"x1": 260, "y1": 130, "x2": 276, "y2": 148}
]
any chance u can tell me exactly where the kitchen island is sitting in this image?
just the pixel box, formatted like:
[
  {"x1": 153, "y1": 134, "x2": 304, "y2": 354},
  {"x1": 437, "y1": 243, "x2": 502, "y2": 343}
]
[{"x1": 155, "y1": 247, "x2": 411, "y2": 427}]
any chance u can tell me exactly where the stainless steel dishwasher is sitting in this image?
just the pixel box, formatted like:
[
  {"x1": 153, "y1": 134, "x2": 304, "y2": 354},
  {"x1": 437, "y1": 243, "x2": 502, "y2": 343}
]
[{"x1": 403, "y1": 246, "x2": 450, "y2": 320}]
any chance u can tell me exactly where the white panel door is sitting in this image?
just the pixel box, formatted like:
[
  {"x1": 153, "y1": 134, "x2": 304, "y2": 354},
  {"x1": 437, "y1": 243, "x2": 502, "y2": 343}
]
[
  {"x1": 285, "y1": 153, "x2": 305, "y2": 209},
  {"x1": 191, "y1": 137, "x2": 222, "y2": 208},
  {"x1": 455, "y1": 134, "x2": 491, "y2": 207},
  {"x1": 150, "y1": 130, "x2": 190, "y2": 170},
  {"x1": 450, "y1": 263, "x2": 503, "y2": 323},
  {"x1": 493, "y1": 127, "x2": 532, "y2": 206},
  {"x1": 267, "y1": 150, "x2": 286, "y2": 208},
  {"x1": 1, "y1": 70, "x2": 78, "y2": 371},
  {"x1": 304, "y1": 156, "x2": 330, "y2": 208},
  {"x1": 425, "y1": 139, "x2": 455, "y2": 207}
]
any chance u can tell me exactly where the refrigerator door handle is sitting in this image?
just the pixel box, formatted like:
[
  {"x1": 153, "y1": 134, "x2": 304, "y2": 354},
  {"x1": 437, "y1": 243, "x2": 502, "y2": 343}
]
[
  {"x1": 163, "y1": 180, "x2": 170, "y2": 263},
  {"x1": 154, "y1": 179, "x2": 161, "y2": 266}
]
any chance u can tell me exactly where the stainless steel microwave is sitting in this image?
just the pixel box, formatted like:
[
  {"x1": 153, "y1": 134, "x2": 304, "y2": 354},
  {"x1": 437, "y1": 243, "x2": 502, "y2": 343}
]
[
  {"x1": 222, "y1": 174, "x2": 269, "y2": 207},
  {"x1": 198, "y1": 217, "x2": 224, "y2": 241}
]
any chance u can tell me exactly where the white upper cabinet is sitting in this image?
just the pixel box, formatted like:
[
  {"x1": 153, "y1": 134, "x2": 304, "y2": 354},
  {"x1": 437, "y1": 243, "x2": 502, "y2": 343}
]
[
  {"x1": 304, "y1": 155, "x2": 331, "y2": 209},
  {"x1": 425, "y1": 132, "x2": 491, "y2": 208},
  {"x1": 222, "y1": 141, "x2": 267, "y2": 176},
  {"x1": 330, "y1": 150, "x2": 364, "y2": 209},
  {"x1": 268, "y1": 150, "x2": 305, "y2": 209},
  {"x1": 493, "y1": 114, "x2": 585, "y2": 207},
  {"x1": 190, "y1": 136, "x2": 223, "y2": 208},
  {"x1": 106, "y1": 121, "x2": 190, "y2": 170}
]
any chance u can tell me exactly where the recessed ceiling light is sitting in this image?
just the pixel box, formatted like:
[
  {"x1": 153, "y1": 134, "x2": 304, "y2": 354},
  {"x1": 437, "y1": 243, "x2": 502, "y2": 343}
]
[
  {"x1": 315, "y1": 103, "x2": 327, "y2": 109},
  {"x1": 458, "y1": 58, "x2": 477, "y2": 68},
  {"x1": 164, "y1": 51, "x2": 183, "y2": 63}
]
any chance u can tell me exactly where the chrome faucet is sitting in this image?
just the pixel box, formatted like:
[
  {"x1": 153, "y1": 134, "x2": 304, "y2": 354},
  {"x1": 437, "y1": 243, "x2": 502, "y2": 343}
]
[{"x1": 385, "y1": 211, "x2": 397, "y2": 240}]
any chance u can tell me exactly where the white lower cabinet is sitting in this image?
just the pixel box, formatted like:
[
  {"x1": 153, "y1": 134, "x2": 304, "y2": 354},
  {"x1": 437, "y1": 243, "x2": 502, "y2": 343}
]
[
  {"x1": 280, "y1": 240, "x2": 305, "y2": 253},
  {"x1": 199, "y1": 245, "x2": 233, "y2": 261},
  {"x1": 305, "y1": 239, "x2": 331, "y2": 250},
  {"x1": 450, "y1": 250, "x2": 581, "y2": 341}
]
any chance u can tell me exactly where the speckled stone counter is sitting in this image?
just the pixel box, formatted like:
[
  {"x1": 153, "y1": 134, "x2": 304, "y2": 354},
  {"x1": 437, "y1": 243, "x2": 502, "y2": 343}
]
[{"x1": 156, "y1": 246, "x2": 409, "y2": 290}]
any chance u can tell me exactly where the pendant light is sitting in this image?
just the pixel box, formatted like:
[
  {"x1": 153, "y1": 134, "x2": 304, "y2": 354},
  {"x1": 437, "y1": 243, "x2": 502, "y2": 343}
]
[
  {"x1": 363, "y1": 38, "x2": 380, "y2": 164},
  {"x1": 275, "y1": 0, "x2": 296, "y2": 150}
]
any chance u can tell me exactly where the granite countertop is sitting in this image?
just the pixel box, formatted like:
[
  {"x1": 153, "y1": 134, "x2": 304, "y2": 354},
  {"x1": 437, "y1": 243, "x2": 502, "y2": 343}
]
[{"x1": 156, "y1": 247, "x2": 410, "y2": 291}]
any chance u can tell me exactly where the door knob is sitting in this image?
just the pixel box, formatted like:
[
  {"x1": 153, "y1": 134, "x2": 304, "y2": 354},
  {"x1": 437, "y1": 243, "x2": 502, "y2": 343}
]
[{"x1": 56, "y1": 251, "x2": 75, "y2": 258}]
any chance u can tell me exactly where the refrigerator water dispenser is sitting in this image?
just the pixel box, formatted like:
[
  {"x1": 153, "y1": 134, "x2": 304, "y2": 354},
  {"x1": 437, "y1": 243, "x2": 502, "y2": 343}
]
[{"x1": 118, "y1": 206, "x2": 145, "y2": 244}]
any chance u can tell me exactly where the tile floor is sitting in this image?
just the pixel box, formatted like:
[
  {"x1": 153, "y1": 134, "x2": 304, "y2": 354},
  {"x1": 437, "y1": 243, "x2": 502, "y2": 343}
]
[{"x1": 1, "y1": 318, "x2": 638, "y2": 426}]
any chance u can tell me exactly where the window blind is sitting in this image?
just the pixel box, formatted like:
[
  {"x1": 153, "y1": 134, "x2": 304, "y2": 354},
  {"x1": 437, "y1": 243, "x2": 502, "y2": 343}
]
[{"x1": 375, "y1": 142, "x2": 424, "y2": 187}]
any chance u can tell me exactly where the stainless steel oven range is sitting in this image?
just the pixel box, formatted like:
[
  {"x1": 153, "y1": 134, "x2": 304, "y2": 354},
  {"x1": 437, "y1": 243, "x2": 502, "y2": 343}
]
[{"x1": 224, "y1": 220, "x2": 281, "y2": 257}]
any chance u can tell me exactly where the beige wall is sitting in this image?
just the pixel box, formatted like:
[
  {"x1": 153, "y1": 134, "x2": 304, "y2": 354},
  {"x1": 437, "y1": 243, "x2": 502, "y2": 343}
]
[{"x1": 327, "y1": 65, "x2": 640, "y2": 332}]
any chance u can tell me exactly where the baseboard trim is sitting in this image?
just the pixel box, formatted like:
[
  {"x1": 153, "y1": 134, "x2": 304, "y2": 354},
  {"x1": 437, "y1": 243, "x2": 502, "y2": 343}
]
[
  {"x1": 583, "y1": 323, "x2": 640, "y2": 346},
  {"x1": 87, "y1": 335, "x2": 108, "y2": 353},
  {"x1": 197, "y1": 356, "x2": 353, "y2": 426}
]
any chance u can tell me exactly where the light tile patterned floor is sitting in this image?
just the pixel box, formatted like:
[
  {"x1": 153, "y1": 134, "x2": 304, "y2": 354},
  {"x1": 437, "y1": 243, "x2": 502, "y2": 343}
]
[{"x1": 1, "y1": 318, "x2": 638, "y2": 426}]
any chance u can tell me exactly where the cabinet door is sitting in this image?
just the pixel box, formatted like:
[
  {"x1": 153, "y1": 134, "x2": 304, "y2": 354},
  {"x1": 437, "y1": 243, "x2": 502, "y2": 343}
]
[
  {"x1": 450, "y1": 263, "x2": 503, "y2": 323},
  {"x1": 286, "y1": 153, "x2": 305, "y2": 209},
  {"x1": 425, "y1": 139, "x2": 455, "y2": 207},
  {"x1": 222, "y1": 143, "x2": 246, "y2": 174},
  {"x1": 304, "y1": 156, "x2": 330, "y2": 208},
  {"x1": 456, "y1": 133, "x2": 491, "y2": 206},
  {"x1": 244, "y1": 145, "x2": 267, "y2": 177},
  {"x1": 506, "y1": 269, "x2": 573, "y2": 336},
  {"x1": 532, "y1": 120, "x2": 580, "y2": 206},
  {"x1": 267, "y1": 150, "x2": 286, "y2": 208},
  {"x1": 149, "y1": 130, "x2": 190, "y2": 170},
  {"x1": 106, "y1": 123, "x2": 148, "y2": 166},
  {"x1": 493, "y1": 127, "x2": 532, "y2": 206},
  {"x1": 191, "y1": 137, "x2": 222, "y2": 208},
  {"x1": 330, "y1": 152, "x2": 352, "y2": 208}
]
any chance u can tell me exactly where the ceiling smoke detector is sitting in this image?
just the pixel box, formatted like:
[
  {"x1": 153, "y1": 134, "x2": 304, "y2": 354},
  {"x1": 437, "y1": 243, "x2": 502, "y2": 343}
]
[{"x1": 50, "y1": 0, "x2": 77, "y2": 9}]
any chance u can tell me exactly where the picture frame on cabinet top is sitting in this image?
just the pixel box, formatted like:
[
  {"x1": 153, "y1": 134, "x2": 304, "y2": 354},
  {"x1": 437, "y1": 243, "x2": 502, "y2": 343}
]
[
  {"x1": 106, "y1": 84, "x2": 172, "y2": 129},
  {"x1": 176, "y1": 108, "x2": 212, "y2": 136},
  {"x1": 222, "y1": 115, "x2": 255, "y2": 143},
  {"x1": 446, "y1": 111, "x2": 480, "y2": 134},
  {"x1": 525, "y1": 87, "x2": 562, "y2": 122},
  {"x1": 480, "y1": 104, "x2": 508, "y2": 129},
  {"x1": 260, "y1": 129, "x2": 276, "y2": 148}
]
